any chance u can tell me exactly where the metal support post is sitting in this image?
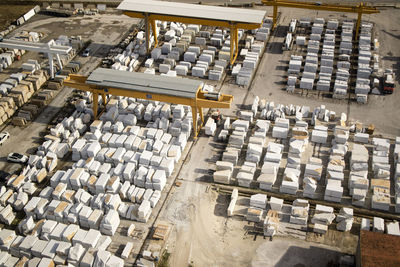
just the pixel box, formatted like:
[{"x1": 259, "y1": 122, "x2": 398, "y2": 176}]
[
  {"x1": 198, "y1": 107, "x2": 204, "y2": 124},
  {"x1": 191, "y1": 105, "x2": 198, "y2": 139},
  {"x1": 150, "y1": 18, "x2": 158, "y2": 48},
  {"x1": 145, "y1": 13, "x2": 150, "y2": 53},
  {"x1": 229, "y1": 24, "x2": 239, "y2": 65},
  {"x1": 101, "y1": 93, "x2": 107, "y2": 106},
  {"x1": 273, "y1": 5, "x2": 278, "y2": 30},
  {"x1": 93, "y1": 92, "x2": 99, "y2": 119}
]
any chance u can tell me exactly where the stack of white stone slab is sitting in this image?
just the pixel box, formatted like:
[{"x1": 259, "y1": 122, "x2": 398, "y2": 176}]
[
  {"x1": 288, "y1": 127, "x2": 309, "y2": 170},
  {"x1": 222, "y1": 147, "x2": 240, "y2": 166},
  {"x1": 269, "y1": 196, "x2": 284, "y2": 212},
  {"x1": 263, "y1": 214, "x2": 279, "y2": 237},
  {"x1": 272, "y1": 118, "x2": 289, "y2": 139},
  {"x1": 280, "y1": 167, "x2": 300, "y2": 195},
  {"x1": 386, "y1": 221, "x2": 400, "y2": 236},
  {"x1": 250, "y1": 194, "x2": 267, "y2": 209},
  {"x1": 246, "y1": 143, "x2": 263, "y2": 164},
  {"x1": 256, "y1": 26, "x2": 270, "y2": 41},
  {"x1": 310, "y1": 104, "x2": 335, "y2": 125},
  {"x1": 373, "y1": 217, "x2": 385, "y2": 233},
  {"x1": 336, "y1": 207, "x2": 353, "y2": 231},
  {"x1": 371, "y1": 138, "x2": 391, "y2": 211},
  {"x1": 246, "y1": 207, "x2": 263, "y2": 222},
  {"x1": 258, "y1": 142, "x2": 283, "y2": 191},
  {"x1": 395, "y1": 137, "x2": 400, "y2": 213},
  {"x1": 289, "y1": 199, "x2": 309, "y2": 226},
  {"x1": 288, "y1": 55, "x2": 302, "y2": 74},
  {"x1": 213, "y1": 162, "x2": 233, "y2": 185},
  {"x1": 236, "y1": 164, "x2": 256, "y2": 188},
  {"x1": 303, "y1": 157, "x2": 323, "y2": 198},
  {"x1": 253, "y1": 119, "x2": 270, "y2": 138},
  {"x1": 204, "y1": 117, "x2": 216, "y2": 136},
  {"x1": 349, "y1": 144, "x2": 369, "y2": 207},
  {"x1": 356, "y1": 22, "x2": 373, "y2": 102},
  {"x1": 236, "y1": 40, "x2": 265, "y2": 86},
  {"x1": 311, "y1": 125, "x2": 328, "y2": 144},
  {"x1": 311, "y1": 204, "x2": 335, "y2": 234}
]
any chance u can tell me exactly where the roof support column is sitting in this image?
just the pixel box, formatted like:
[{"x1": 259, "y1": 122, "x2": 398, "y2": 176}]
[
  {"x1": 273, "y1": 3, "x2": 278, "y2": 30},
  {"x1": 101, "y1": 93, "x2": 107, "y2": 107},
  {"x1": 145, "y1": 13, "x2": 150, "y2": 53},
  {"x1": 198, "y1": 106, "x2": 204, "y2": 124},
  {"x1": 229, "y1": 24, "x2": 239, "y2": 65},
  {"x1": 191, "y1": 105, "x2": 199, "y2": 139},
  {"x1": 92, "y1": 92, "x2": 99, "y2": 119},
  {"x1": 149, "y1": 17, "x2": 158, "y2": 48}
]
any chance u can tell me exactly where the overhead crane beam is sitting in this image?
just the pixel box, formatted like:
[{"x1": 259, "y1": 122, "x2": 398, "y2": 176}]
[
  {"x1": 0, "y1": 39, "x2": 72, "y2": 78},
  {"x1": 262, "y1": 0, "x2": 379, "y2": 39},
  {"x1": 64, "y1": 71, "x2": 233, "y2": 138}
]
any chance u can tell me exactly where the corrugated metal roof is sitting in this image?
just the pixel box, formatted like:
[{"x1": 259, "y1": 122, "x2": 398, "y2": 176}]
[
  {"x1": 86, "y1": 68, "x2": 202, "y2": 99},
  {"x1": 117, "y1": 0, "x2": 266, "y2": 25}
]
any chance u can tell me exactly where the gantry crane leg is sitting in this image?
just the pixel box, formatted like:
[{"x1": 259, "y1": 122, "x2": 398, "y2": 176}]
[
  {"x1": 273, "y1": 5, "x2": 278, "y2": 30},
  {"x1": 92, "y1": 92, "x2": 99, "y2": 119},
  {"x1": 230, "y1": 25, "x2": 239, "y2": 65}
]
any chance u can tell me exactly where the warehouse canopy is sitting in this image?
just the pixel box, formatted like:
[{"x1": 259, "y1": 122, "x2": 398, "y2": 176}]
[
  {"x1": 86, "y1": 68, "x2": 203, "y2": 99},
  {"x1": 65, "y1": 68, "x2": 233, "y2": 138},
  {"x1": 117, "y1": 0, "x2": 266, "y2": 28},
  {"x1": 118, "y1": 0, "x2": 266, "y2": 65}
]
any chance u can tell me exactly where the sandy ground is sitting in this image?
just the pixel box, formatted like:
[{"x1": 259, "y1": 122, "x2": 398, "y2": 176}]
[
  {"x1": 228, "y1": 7, "x2": 400, "y2": 136},
  {"x1": 0, "y1": 5, "x2": 34, "y2": 32}
]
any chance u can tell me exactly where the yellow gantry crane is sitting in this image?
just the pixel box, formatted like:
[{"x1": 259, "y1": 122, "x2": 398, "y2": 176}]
[
  {"x1": 262, "y1": 0, "x2": 379, "y2": 39},
  {"x1": 64, "y1": 68, "x2": 233, "y2": 138}
]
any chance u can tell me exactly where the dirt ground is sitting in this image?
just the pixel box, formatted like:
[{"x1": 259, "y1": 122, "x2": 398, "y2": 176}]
[
  {"x1": 219, "y1": 6, "x2": 400, "y2": 137},
  {"x1": 0, "y1": 5, "x2": 34, "y2": 32}
]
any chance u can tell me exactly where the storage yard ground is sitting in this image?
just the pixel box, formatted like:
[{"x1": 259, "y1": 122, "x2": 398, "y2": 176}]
[{"x1": 0, "y1": 1, "x2": 399, "y2": 267}]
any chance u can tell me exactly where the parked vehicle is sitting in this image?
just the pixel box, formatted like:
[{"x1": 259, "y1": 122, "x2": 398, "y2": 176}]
[
  {"x1": 7, "y1": 152, "x2": 28, "y2": 164},
  {"x1": 0, "y1": 132, "x2": 10, "y2": 146},
  {"x1": 383, "y1": 69, "x2": 395, "y2": 94},
  {"x1": 82, "y1": 48, "x2": 91, "y2": 57}
]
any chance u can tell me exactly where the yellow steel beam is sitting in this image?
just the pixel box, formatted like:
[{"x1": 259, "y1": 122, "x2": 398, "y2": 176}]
[
  {"x1": 262, "y1": 0, "x2": 379, "y2": 37},
  {"x1": 124, "y1": 11, "x2": 262, "y2": 30},
  {"x1": 64, "y1": 74, "x2": 234, "y2": 139},
  {"x1": 196, "y1": 91, "x2": 234, "y2": 109},
  {"x1": 262, "y1": 0, "x2": 379, "y2": 13}
]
